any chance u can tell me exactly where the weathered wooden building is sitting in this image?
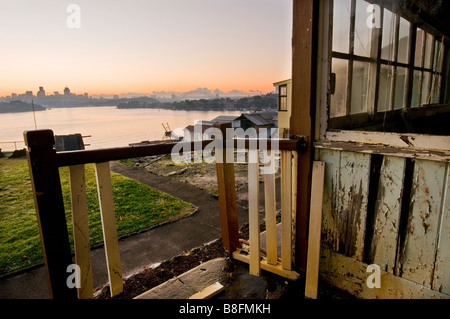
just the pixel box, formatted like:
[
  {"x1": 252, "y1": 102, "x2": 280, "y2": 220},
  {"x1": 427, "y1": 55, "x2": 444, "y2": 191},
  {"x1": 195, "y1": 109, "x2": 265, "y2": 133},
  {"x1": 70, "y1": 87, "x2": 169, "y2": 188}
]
[{"x1": 290, "y1": 0, "x2": 450, "y2": 298}]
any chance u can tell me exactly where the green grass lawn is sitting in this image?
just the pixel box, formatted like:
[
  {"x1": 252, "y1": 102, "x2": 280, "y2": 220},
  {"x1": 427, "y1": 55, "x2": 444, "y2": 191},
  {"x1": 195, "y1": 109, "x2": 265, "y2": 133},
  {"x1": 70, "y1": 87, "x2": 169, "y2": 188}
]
[{"x1": 0, "y1": 156, "x2": 193, "y2": 275}]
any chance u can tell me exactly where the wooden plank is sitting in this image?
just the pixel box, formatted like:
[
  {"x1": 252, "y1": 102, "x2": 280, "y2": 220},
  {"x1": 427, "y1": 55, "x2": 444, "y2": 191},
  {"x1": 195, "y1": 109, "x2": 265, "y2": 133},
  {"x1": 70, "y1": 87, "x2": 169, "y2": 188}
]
[
  {"x1": 433, "y1": 163, "x2": 450, "y2": 294},
  {"x1": 370, "y1": 156, "x2": 406, "y2": 273},
  {"x1": 290, "y1": 151, "x2": 298, "y2": 264},
  {"x1": 324, "y1": 130, "x2": 450, "y2": 152},
  {"x1": 248, "y1": 148, "x2": 260, "y2": 276},
  {"x1": 214, "y1": 123, "x2": 239, "y2": 253},
  {"x1": 281, "y1": 150, "x2": 292, "y2": 270},
  {"x1": 320, "y1": 248, "x2": 449, "y2": 299},
  {"x1": 232, "y1": 250, "x2": 300, "y2": 281},
  {"x1": 338, "y1": 151, "x2": 371, "y2": 262},
  {"x1": 305, "y1": 161, "x2": 325, "y2": 299},
  {"x1": 68, "y1": 165, "x2": 93, "y2": 299},
  {"x1": 189, "y1": 282, "x2": 225, "y2": 299},
  {"x1": 263, "y1": 151, "x2": 277, "y2": 265},
  {"x1": 315, "y1": 140, "x2": 450, "y2": 162},
  {"x1": 290, "y1": 0, "x2": 317, "y2": 271},
  {"x1": 94, "y1": 162, "x2": 123, "y2": 297},
  {"x1": 317, "y1": 149, "x2": 341, "y2": 252},
  {"x1": 24, "y1": 129, "x2": 77, "y2": 299},
  {"x1": 399, "y1": 159, "x2": 446, "y2": 287}
]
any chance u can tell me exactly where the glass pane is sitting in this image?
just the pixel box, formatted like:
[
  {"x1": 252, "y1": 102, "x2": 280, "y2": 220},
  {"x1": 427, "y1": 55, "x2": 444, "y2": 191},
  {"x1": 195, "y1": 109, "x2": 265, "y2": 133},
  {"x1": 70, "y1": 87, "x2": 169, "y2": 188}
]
[
  {"x1": 431, "y1": 74, "x2": 441, "y2": 103},
  {"x1": 354, "y1": 0, "x2": 372, "y2": 57},
  {"x1": 330, "y1": 58, "x2": 348, "y2": 117},
  {"x1": 280, "y1": 97, "x2": 287, "y2": 110},
  {"x1": 397, "y1": 18, "x2": 410, "y2": 64},
  {"x1": 377, "y1": 64, "x2": 393, "y2": 111},
  {"x1": 433, "y1": 40, "x2": 443, "y2": 72},
  {"x1": 424, "y1": 33, "x2": 434, "y2": 69},
  {"x1": 421, "y1": 71, "x2": 431, "y2": 104},
  {"x1": 333, "y1": 0, "x2": 351, "y2": 53},
  {"x1": 351, "y1": 61, "x2": 369, "y2": 114},
  {"x1": 414, "y1": 28, "x2": 425, "y2": 67},
  {"x1": 381, "y1": 9, "x2": 395, "y2": 61},
  {"x1": 393, "y1": 67, "x2": 407, "y2": 109},
  {"x1": 280, "y1": 86, "x2": 287, "y2": 96},
  {"x1": 411, "y1": 70, "x2": 422, "y2": 108}
]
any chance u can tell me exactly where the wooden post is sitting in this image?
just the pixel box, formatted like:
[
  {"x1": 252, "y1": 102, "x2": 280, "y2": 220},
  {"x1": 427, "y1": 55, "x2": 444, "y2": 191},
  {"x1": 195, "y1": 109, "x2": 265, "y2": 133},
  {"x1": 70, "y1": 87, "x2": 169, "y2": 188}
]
[
  {"x1": 263, "y1": 151, "x2": 278, "y2": 265},
  {"x1": 95, "y1": 162, "x2": 123, "y2": 297},
  {"x1": 281, "y1": 150, "x2": 293, "y2": 270},
  {"x1": 305, "y1": 161, "x2": 325, "y2": 299},
  {"x1": 291, "y1": 0, "x2": 318, "y2": 271},
  {"x1": 24, "y1": 129, "x2": 77, "y2": 299},
  {"x1": 214, "y1": 123, "x2": 239, "y2": 253},
  {"x1": 248, "y1": 148, "x2": 260, "y2": 276},
  {"x1": 69, "y1": 164, "x2": 93, "y2": 299}
]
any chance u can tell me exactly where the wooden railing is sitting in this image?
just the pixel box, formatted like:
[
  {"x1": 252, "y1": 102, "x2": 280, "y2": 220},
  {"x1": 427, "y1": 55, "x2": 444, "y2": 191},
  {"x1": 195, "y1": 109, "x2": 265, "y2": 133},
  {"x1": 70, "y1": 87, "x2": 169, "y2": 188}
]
[{"x1": 23, "y1": 126, "x2": 305, "y2": 299}]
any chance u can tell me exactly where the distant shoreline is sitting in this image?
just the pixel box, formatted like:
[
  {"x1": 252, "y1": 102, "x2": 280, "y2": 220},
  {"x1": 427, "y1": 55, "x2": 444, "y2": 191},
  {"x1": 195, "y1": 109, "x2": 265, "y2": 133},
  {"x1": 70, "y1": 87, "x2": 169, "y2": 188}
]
[{"x1": 0, "y1": 101, "x2": 46, "y2": 114}]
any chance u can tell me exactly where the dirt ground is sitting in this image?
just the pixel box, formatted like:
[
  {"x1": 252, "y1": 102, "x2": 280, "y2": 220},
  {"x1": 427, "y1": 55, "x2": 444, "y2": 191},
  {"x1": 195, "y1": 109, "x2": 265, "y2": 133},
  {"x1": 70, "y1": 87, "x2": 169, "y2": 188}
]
[{"x1": 126, "y1": 154, "x2": 259, "y2": 208}]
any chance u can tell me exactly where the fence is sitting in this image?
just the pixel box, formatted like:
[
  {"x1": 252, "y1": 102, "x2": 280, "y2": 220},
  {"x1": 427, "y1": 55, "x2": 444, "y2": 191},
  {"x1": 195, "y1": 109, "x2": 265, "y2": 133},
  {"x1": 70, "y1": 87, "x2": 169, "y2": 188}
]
[{"x1": 24, "y1": 125, "x2": 305, "y2": 299}]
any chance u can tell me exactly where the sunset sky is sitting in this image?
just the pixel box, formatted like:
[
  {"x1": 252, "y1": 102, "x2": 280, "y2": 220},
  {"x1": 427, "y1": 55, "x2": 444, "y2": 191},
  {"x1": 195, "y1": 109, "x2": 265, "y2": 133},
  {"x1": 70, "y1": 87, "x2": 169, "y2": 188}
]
[{"x1": 0, "y1": 0, "x2": 293, "y2": 97}]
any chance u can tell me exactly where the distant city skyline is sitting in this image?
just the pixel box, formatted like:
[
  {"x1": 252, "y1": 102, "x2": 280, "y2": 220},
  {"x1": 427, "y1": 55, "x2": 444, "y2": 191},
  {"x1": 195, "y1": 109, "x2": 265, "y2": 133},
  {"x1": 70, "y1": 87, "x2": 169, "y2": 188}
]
[
  {"x1": 1, "y1": 85, "x2": 268, "y2": 100},
  {"x1": 0, "y1": 0, "x2": 292, "y2": 97}
]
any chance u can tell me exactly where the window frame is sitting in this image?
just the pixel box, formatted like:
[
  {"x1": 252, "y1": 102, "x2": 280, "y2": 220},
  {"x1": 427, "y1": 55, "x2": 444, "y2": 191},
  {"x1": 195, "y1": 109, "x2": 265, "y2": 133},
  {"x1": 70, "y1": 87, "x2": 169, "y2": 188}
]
[
  {"x1": 328, "y1": 0, "x2": 446, "y2": 130},
  {"x1": 278, "y1": 84, "x2": 288, "y2": 112}
]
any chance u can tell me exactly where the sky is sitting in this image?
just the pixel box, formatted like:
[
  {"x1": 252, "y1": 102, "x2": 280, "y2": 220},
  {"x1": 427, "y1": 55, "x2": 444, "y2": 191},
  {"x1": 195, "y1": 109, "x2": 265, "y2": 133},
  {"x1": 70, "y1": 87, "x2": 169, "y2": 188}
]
[{"x1": 0, "y1": 0, "x2": 293, "y2": 97}]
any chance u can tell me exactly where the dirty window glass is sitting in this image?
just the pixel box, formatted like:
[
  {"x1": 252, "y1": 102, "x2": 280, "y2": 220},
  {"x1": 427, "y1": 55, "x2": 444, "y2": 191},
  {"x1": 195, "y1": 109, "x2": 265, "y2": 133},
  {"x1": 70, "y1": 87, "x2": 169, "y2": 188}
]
[
  {"x1": 353, "y1": 0, "x2": 372, "y2": 57},
  {"x1": 330, "y1": 58, "x2": 348, "y2": 117},
  {"x1": 378, "y1": 64, "x2": 393, "y2": 111},
  {"x1": 397, "y1": 18, "x2": 410, "y2": 64},
  {"x1": 350, "y1": 61, "x2": 369, "y2": 114},
  {"x1": 393, "y1": 67, "x2": 407, "y2": 109},
  {"x1": 381, "y1": 9, "x2": 395, "y2": 61},
  {"x1": 333, "y1": 0, "x2": 351, "y2": 53},
  {"x1": 414, "y1": 28, "x2": 425, "y2": 67}
]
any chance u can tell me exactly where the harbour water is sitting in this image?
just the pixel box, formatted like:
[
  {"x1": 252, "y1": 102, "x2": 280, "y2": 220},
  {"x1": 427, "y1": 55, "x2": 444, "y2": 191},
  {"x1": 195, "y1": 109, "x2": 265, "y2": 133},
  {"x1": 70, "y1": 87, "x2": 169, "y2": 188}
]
[{"x1": 0, "y1": 106, "x2": 242, "y2": 152}]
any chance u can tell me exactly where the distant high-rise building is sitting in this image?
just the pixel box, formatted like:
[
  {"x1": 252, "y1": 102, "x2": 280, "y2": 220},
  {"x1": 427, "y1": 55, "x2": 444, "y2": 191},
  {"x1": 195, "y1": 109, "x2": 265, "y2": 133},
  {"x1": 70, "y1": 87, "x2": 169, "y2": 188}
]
[
  {"x1": 64, "y1": 87, "x2": 71, "y2": 96},
  {"x1": 54, "y1": 91, "x2": 60, "y2": 95},
  {"x1": 25, "y1": 91, "x2": 33, "y2": 97},
  {"x1": 11, "y1": 93, "x2": 17, "y2": 98},
  {"x1": 37, "y1": 86, "x2": 45, "y2": 98}
]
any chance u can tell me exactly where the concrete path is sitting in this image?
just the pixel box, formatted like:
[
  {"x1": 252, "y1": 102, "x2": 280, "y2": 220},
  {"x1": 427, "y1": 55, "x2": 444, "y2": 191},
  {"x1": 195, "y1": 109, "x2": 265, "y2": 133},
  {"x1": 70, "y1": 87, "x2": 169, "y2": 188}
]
[{"x1": 0, "y1": 162, "x2": 248, "y2": 299}]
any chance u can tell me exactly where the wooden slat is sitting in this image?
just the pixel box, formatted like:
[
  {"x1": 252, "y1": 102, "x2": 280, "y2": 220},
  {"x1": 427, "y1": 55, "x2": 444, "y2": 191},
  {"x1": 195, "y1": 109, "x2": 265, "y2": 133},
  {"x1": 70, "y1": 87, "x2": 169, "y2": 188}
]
[
  {"x1": 317, "y1": 148, "x2": 341, "y2": 252},
  {"x1": 400, "y1": 159, "x2": 447, "y2": 287},
  {"x1": 433, "y1": 163, "x2": 450, "y2": 294},
  {"x1": 189, "y1": 282, "x2": 225, "y2": 299},
  {"x1": 263, "y1": 151, "x2": 277, "y2": 265},
  {"x1": 305, "y1": 162, "x2": 325, "y2": 299},
  {"x1": 281, "y1": 150, "x2": 292, "y2": 270},
  {"x1": 291, "y1": 151, "x2": 298, "y2": 264},
  {"x1": 371, "y1": 156, "x2": 406, "y2": 273},
  {"x1": 248, "y1": 148, "x2": 260, "y2": 276},
  {"x1": 232, "y1": 250, "x2": 300, "y2": 281},
  {"x1": 68, "y1": 165, "x2": 93, "y2": 299},
  {"x1": 94, "y1": 162, "x2": 123, "y2": 297},
  {"x1": 338, "y1": 151, "x2": 371, "y2": 261}
]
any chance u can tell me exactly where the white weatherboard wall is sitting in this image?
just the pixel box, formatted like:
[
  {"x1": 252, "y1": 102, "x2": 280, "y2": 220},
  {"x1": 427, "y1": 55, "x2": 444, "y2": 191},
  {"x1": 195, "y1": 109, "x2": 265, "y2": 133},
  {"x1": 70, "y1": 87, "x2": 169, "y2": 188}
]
[{"x1": 316, "y1": 147, "x2": 450, "y2": 299}]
